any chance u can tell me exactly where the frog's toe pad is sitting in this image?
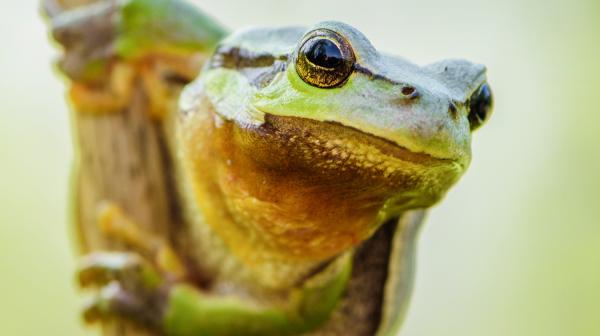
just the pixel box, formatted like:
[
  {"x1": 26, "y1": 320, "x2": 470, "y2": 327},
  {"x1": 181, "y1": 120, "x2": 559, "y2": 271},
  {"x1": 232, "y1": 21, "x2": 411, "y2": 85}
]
[
  {"x1": 78, "y1": 252, "x2": 169, "y2": 329},
  {"x1": 83, "y1": 281, "x2": 163, "y2": 328},
  {"x1": 78, "y1": 252, "x2": 160, "y2": 289}
]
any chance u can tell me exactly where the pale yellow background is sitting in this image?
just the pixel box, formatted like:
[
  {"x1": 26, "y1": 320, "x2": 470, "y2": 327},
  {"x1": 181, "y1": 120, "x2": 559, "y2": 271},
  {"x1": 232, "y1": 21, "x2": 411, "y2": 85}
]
[{"x1": 1, "y1": 0, "x2": 599, "y2": 335}]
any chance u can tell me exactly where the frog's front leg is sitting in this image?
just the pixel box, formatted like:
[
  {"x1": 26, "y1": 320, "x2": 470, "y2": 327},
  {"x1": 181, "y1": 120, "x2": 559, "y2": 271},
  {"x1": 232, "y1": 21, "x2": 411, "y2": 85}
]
[
  {"x1": 79, "y1": 203, "x2": 351, "y2": 335},
  {"x1": 95, "y1": 203, "x2": 187, "y2": 280},
  {"x1": 78, "y1": 203, "x2": 186, "y2": 330}
]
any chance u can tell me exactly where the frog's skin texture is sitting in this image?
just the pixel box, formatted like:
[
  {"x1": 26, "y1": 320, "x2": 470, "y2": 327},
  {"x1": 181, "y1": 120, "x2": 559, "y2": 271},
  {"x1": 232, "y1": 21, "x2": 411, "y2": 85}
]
[{"x1": 46, "y1": 1, "x2": 492, "y2": 335}]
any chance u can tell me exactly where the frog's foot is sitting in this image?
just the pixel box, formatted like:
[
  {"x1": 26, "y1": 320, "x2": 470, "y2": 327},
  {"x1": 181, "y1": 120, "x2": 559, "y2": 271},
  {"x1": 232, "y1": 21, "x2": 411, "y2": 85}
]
[
  {"x1": 47, "y1": 0, "x2": 138, "y2": 114},
  {"x1": 78, "y1": 251, "x2": 169, "y2": 329},
  {"x1": 68, "y1": 56, "x2": 196, "y2": 117},
  {"x1": 45, "y1": 0, "x2": 120, "y2": 82},
  {"x1": 45, "y1": 0, "x2": 204, "y2": 116},
  {"x1": 78, "y1": 201, "x2": 188, "y2": 328}
]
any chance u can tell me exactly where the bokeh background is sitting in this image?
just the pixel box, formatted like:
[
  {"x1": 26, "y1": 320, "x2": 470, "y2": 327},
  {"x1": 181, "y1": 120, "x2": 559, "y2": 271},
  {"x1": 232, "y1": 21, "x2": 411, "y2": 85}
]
[{"x1": 1, "y1": 0, "x2": 599, "y2": 335}]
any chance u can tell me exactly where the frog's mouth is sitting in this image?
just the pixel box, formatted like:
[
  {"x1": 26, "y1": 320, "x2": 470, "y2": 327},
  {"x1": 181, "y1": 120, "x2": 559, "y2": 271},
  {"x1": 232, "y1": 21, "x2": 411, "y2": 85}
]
[
  {"x1": 318, "y1": 119, "x2": 455, "y2": 166},
  {"x1": 262, "y1": 113, "x2": 459, "y2": 167},
  {"x1": 235, "y1": 113, "x2": 464, "y2": 198}
]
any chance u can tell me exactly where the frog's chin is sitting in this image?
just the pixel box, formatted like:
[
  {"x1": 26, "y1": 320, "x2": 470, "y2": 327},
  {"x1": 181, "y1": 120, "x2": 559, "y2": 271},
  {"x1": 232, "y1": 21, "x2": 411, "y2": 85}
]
[{"x1": 181, "y1": 107, "x2": 465, "y2": 263}]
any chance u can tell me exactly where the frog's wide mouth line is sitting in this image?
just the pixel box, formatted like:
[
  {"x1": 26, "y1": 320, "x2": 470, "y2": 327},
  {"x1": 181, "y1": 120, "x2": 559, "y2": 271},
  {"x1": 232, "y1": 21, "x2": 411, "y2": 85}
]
[
  {"x1": 262, "y1": 114, "x2": 460, "y2": 170},
  {"x1": 323, "y1": 120, "x2": 455, "y2": 164}
]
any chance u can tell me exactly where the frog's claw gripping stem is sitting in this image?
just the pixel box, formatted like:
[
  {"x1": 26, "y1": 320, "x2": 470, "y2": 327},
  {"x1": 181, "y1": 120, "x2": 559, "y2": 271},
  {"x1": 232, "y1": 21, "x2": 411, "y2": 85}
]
[
  {"x1": 43, "y1": 0, "x2": 228, "y2": 82},
  {"x1": 96, "y1": 202, "x2": 187, "y2": 281},
  {"x1": 75, "y1": 202, "x2": 188, "y2": 328},
  {"x1": 44, "y1": 0, "x2": 121, "y2": 82},
  {"x1": 78, "y1": 252, "x2": 161, "y2": 289},
  {"x1": 77, "y1": 250, "x2": 172, "y2": 329},
  {"x1": 82, "y1": 279, "x2": 166, "y2": 329}
]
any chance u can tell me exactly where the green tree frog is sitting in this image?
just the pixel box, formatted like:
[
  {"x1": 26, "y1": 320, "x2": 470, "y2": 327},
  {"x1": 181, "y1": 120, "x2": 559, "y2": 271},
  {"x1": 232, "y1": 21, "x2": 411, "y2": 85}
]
[{"x1": 46, "y1": 0, "x2": 493, "y2": 335}]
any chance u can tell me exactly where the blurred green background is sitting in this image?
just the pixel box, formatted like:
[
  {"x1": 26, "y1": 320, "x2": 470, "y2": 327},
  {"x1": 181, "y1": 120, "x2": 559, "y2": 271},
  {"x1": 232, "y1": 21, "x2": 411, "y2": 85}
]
[{"x1": 1, "y1": 0, "x2": 599, "y2": 335}]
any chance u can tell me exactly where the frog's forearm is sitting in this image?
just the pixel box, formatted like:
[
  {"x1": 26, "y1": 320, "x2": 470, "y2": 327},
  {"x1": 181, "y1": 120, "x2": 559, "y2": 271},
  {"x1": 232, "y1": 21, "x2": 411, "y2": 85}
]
[
  {"x1": 165, "y1": 256, "x2": 352, "y2": 336},
  {"x1": 166, "y1": 287, "x2": 295, "y2": 336}
]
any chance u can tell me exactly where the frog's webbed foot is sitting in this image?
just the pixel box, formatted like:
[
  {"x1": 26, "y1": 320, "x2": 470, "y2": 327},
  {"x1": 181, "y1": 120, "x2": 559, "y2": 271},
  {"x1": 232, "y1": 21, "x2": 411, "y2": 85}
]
[
  {"x1": 77, "y1": 203, "x2": 186, "y2": 329},
  {"x1": 44, "y1": 0, "x2": 219, "y2": 116},
  {"x1": 45, "y1": 0, "x2": 135, "y2": 114},
  {"x1": 95, "y1": 202, "x2": 187, "y2": 280},
  {"x1": 45, "y1": 0, "x2": 119, "y2": 81},
  {"x1": 78, "y1": 252, "x2": 167, "y2": 328}
]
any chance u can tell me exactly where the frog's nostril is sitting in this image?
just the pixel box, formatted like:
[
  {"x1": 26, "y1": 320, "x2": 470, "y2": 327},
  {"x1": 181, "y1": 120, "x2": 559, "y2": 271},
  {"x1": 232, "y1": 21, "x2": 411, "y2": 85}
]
[
  {"x1": 400, "y1": 85, "x2": 419, "y2": 99},
  {"x1": 401, "y1": 86, "x2": 415, "y2": 95}
]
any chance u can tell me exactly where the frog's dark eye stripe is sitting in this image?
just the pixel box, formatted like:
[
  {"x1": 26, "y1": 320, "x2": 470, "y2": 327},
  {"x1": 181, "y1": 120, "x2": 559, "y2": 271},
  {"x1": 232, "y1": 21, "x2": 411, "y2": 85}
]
[
  {"x1": 295, "y1": 29, "x2": 355, "y2": 88},
  {"x1": 352, "y1": 64, "x2": 420, "y2": 99},
  {"x1": 208, "y1": 45, "x2": 289, "y2": 88},
  {"x1": 209, "y1": 45, "x2": 288, "y2": 70}
]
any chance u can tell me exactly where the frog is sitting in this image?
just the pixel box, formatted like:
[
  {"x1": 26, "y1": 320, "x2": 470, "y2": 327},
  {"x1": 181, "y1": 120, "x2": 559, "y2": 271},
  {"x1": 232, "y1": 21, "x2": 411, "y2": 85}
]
[{"x1": 44, "y1": 0, "x2": 493, "y2": 335}]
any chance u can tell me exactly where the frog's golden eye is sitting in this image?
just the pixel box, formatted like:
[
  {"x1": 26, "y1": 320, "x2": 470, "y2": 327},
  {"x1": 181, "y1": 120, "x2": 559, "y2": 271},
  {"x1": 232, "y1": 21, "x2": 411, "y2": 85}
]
[
  {"x1": 295, "y1": 30, "x2": 355, "y2": 88},
  {"x1": 468, "y1": 83, "x2": 493, "y2": 131}
]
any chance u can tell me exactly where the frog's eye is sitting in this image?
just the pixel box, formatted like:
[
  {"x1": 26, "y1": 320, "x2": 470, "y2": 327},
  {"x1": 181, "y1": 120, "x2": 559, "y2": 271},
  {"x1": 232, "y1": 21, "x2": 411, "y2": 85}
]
[
  {"x1": 468, "y1": 83, "x2": 493, "y2": 131},
  {"x1": 295, "y1": 30, "x2": 355, "y2": 88}
]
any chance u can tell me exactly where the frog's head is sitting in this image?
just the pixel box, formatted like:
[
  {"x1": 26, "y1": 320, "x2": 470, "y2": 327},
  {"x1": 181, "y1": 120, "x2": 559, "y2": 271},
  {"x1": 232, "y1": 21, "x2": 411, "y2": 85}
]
[
  {"x1": 180, "y1": 21, "x2": 493, "y2": 262},
  {"x1": 253, "y1": 21, "x2": 491, "y2": 164}
]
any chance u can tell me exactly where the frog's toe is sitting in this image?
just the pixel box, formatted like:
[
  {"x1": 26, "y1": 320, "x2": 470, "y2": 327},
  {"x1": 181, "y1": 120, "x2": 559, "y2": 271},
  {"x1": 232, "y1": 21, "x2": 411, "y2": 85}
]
[
  {"x1": 78, "y1": 252, "x2": 162, "y2": 290},
  {"x1": 78, "y1": 252, "x2": 169, "y2": 329},
  {"x1": 82, "y1": 280, "x2": 165, "y2": 329},
  {"x1": 96, "y1": 202, "x2": 187, "y2": 280}
]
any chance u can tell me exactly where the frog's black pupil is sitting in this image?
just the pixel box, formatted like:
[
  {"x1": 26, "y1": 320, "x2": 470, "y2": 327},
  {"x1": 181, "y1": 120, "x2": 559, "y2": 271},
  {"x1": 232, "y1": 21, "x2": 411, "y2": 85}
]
[
  {"x1": 468, "y1": 83, "x2": 493, "y2": 129},
  {"x1": 306, "y1": 39, "x2": 343, "y2": 69}
]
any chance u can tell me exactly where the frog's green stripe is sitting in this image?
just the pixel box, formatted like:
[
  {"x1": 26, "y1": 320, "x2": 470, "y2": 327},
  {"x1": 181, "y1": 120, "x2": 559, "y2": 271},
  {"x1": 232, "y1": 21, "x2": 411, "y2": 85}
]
[{"x1": 207, "y1": 46, "x2": 289, "y2": 88}]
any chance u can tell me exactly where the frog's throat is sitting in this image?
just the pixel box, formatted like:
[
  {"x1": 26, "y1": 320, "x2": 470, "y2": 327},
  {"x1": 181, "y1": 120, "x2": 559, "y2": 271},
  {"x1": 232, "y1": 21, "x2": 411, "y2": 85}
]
[{"x1": 180, "y1": 102, "x2": 462, "y2": 267}]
